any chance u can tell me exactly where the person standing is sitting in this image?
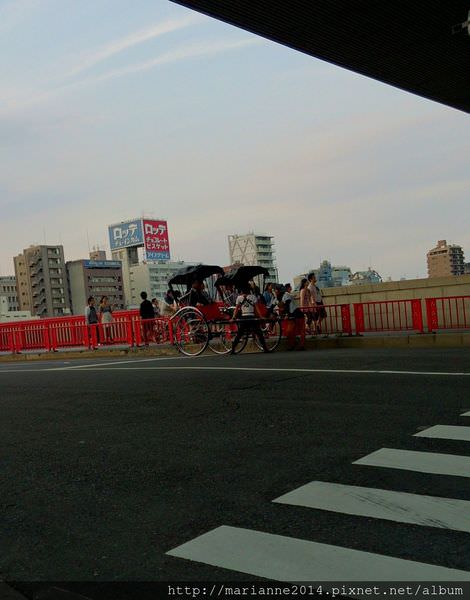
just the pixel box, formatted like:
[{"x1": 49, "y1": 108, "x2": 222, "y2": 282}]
[
  {"x1": 85, "y1": 296, "x2": 99, "y2": 348},
  {"x1": 151, "y1": 298, "x2": 160, "y2": 317},
  {"x1": 262, "y1": 283, "x2": 276, "y2": 315},
  {"x1": 139, "y1": 291, "x2": 155, "y2": 346},
  {"x1": 231, "y1": 286, "x2": 269, "y2": 354},
  {"x1": 99, "y1": 296, "x2": 114, "y2": 344},
  {"x1": 282, "y1": 283, "x2": 306, "y2": 350},
  {"x1": 307, "y1": 272, "x2": 327, "y2": 334},
  {"x1": 299, "y1": 278, "x2": 313, "y2": 334}
]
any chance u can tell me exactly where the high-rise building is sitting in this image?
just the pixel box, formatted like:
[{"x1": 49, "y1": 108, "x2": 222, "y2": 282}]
[
  {"x1": 0, "y1": 275, "x2": 19, "y2": 311},
  {"x1": 228, "y1": 233, "x2": 278, "y2": 283},
  {"x1": 427, "y1": 240, "x2": 465, "y2": 278},
  {"x1": 14, "y1": 245, "x2": 71, "y2": 317},
  {"x1": 67, "y1": 254, "x2": 125, "y2": 315}
]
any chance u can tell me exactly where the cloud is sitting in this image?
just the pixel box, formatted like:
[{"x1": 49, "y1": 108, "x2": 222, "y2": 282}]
[
  {"x1": 0, "y1": 35, "x2": 262, "y2": 116},
  {"x1": 62, "y1": 13, "x2": 204, "y2": 79},
  {"x1": 68, "y1": 36, "x2": 264, "y2": 88}
]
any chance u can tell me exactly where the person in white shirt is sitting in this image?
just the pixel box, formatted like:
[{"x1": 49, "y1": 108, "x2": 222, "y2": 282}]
[
  {"x1": 230, "y1": 286, "x2": 269, "y2": 354},
  {"x1": 282, "y1": 283, "x2": 306, "y2": 350}
]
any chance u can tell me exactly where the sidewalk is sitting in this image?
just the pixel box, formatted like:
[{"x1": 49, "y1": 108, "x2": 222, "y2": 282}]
[{"x1": 1, "y1": 332, "x2": 470, "y2": 363}]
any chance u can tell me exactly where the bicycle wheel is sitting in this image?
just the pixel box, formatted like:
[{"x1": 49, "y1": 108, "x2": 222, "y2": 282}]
[
  {"x1": 208, "y1": 320, "x2": 236, "y2": 354},
  {"x1": 255, "y1": 318, "x2": 282, "y2": 352},
  {"x1": 172, "y1": 308, "x2": 209, "y2": 356}
]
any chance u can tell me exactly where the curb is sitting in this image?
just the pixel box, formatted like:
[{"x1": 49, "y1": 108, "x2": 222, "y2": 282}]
[{"x1": 1, "y1": 334, "x2": 469, "y2": 363}]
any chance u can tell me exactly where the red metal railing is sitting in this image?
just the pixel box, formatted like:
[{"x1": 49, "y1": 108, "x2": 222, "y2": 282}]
[
  {"x1": 426, "y1": 296, "x2": 470, "y2": 332},
  {"x1": 299, "y1": 304, "x2": 352, "y2": 336},
  {"x1": 4, "y1": 296, "x2": 470, "y2": 354},
  {"x1": 353, "y1": 299, "x2": 424, "y2": 334}
]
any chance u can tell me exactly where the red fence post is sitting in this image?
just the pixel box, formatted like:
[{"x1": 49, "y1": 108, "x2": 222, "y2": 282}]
[
  {"x1": 411, "y1": 299, "x2": 424, "y2": 333},
  {"x1": 44, "y1": 322, "x2": 51, "y2": 351},
  {"x1": 353, "y1": 304, "x2": 364, "y2": 335},
  {"x1": 340, "y1": 304, "x2": 352, "y2": 335},
  {"x1": 126, "y1": 319, "x2": 134, "y2": 347},
  {"x1": 134, "y1": 317, "x2": 142, "y2": 347},
  {"x1": 426, "y1": 298, "x2": 438, "y2": 333}
]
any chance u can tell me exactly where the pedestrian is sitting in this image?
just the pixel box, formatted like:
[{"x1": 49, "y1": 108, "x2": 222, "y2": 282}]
[
  {"x1": 139, "y1": 291, "x2": 155, "y2": 346},
  {"x1": 99, "y1": 295, "x2": 114, "y2": 343},
  {"x1": 307, "y1": 272, "x2": 327, "y2": 334},
  {"x1": 273, "y1": 284, "x2": 286, "y2": 318},
  {"x1": 85, "y1": 296, "x2": 99, "y2": 348},
  {"x1": 299, "y1": 278, "x2": 314, "y2": 334},
  {"x1": 151, "y1": 297, "x2": 163, "y2": 343},
  {"x1": 262, "y1": 282, "x2": 276, "y2": 313},
  {"x1": 231, "y1": 285, "x2": 269, "y2": 354},
  {"x1": 282, "y1": 283, "x2": 306, "y2": 350},
  {"x1": 151, "y1": 297, "x2": 161, "y2": 317}
]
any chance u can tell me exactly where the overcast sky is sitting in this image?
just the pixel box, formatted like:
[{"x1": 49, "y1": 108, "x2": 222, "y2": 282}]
[{"x1": 1, "y1": 0, "x2": 469, "y2": 282}]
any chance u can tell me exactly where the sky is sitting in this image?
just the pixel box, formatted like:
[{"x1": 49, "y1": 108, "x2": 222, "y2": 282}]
[{"x1": 1, "y1": 0, "x2": 469, "y2": 282}]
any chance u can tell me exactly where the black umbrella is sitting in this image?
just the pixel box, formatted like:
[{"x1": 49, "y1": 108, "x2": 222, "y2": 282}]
[
  {"x1": 216, "y1": 265, "x2": 270, "y2": 288},
  {"x1": 169, "y1": 264, "x2": 224, "y2": 287}
]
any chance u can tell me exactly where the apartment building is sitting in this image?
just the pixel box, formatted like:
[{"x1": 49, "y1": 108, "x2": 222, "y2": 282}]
[
  {"x1": 14, "y1": 245, "x2": 71, "y2": 317},
  {"x1": 427, "y1": 240, "x2": 465, "y2": 277}
]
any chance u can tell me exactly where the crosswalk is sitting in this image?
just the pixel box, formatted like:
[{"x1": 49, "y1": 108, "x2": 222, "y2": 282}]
[{"x1": 167, "y1": 417, "x2": 470, "y2": 580}]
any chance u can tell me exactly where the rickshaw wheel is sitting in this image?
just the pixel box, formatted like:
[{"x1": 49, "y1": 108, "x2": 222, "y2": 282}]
[
  {"x1": 172, "y1": 308, "x2": 209, "y2": 356},
  {"x1": 255, "y1": 318, "x2": 282, "y2": 352},
  {"x1": 207, "y1": 320, "x2": 237, "y2": 354}
]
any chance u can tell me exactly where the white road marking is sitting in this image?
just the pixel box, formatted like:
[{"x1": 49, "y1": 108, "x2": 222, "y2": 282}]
[
  {"x1": 44, "y1": 355, "x2": 196, "y2": 370},
  {"x1": 166, "y1": 525, "x2": 470, "y2": 581},
  {"x1": 414, "y1": 425, "x2": 470, "y2": 442},
  {"x1": 462, "y1": 411, "x2": 470, "y2": 417},
  {"x1": 274, "y1": 481, "x2": 470, "y2": 532},
  {"x1": 354, "y1": 448, "x2": 470, "y2": 478},
  {"x1": 0, "y1": 355, "x2": 210, "y2": 373},
  {"x1": 2, "y1": 365, "x2": 470, "y2": 376}
]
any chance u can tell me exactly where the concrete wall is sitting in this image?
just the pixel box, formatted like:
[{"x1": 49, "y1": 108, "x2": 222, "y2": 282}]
[
  {"x1": 320, "y1": 274, "x2": 470, "y2": 305},
  {"x1": 318, "y1": 274, "x2": 470, "y2": 331}
]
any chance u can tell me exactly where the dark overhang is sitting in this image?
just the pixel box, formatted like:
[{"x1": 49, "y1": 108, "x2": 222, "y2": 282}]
[{"x1": 170, "y1": 1, "x2": 470, "y2": 114}]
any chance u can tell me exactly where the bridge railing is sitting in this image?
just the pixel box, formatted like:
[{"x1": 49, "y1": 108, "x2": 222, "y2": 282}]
[
  {"x1": 299, "y1": 304, "x2": 352, "y2": 336},
  {"x1": 353, "y1": 299, "x2": 424, "y2": 334},
  {"x1": 425, "y1": 296, "x2": 470, "y2": 332},
  {"x1": 3, "y1": 296, "x2": 470, "y2": 354}
]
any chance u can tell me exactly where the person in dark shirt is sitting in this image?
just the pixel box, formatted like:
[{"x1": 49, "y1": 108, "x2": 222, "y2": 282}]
[
  {"x1": 187, "y1": 280, "x2": 210, "y2": 307},
  {"x1": 139, "y1": 291, "x2": 155, "y2": 345}
]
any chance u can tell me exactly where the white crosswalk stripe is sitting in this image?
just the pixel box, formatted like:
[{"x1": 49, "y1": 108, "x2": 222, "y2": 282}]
[
  {"x1": 167, "y1": 526, "x2": 470, "y2": 581},
  {"x1": 273, "y1": 481, "x2": 470, "y2": 532},
  {"x1": 167, "y1": 414, "x2": 470, "y2": 581},
  {"x1": 414, "y1": 425, "x2": 470, "y2": 442},
  {"x1": 353, "y1": 448, "x2": 470, "y2": 478}
]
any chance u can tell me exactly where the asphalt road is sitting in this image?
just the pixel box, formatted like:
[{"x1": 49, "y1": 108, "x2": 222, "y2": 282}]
[{"x1": 2, "y1": 348, "x2": 470, "y2": 594}]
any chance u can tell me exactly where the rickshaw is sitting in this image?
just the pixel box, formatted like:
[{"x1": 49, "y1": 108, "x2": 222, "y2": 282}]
[
  {"x1": 215, "y1": 265, "x2": 282, "y2": 354},
  {"x1": 167, "y1": 264, "x2": 281, "y2": 356}
]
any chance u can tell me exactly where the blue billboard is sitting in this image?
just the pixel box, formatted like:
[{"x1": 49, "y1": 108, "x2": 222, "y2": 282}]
[{"x1": 108, "y1": 220, "x2": 144, "y2": 251}]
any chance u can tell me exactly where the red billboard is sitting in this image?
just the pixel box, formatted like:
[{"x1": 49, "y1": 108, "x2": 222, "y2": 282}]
[{"x1": 142, "y1": 219, "x2": 170, "y2": 260}]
